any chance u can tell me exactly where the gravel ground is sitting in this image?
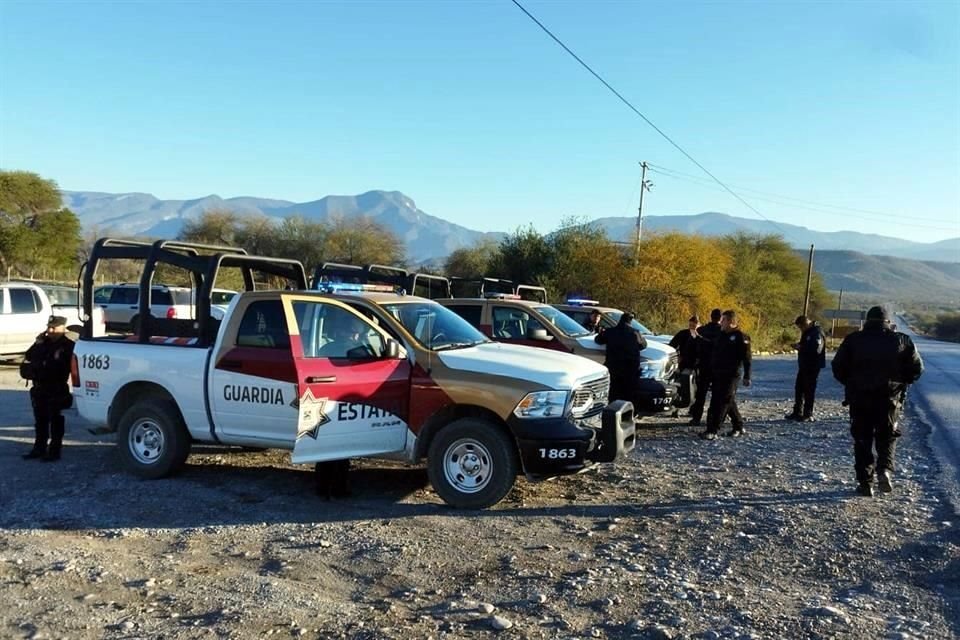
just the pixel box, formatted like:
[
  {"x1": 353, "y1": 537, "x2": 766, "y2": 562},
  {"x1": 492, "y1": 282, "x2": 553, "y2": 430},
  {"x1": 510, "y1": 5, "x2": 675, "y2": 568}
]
[{"x1": 0, "y1": 356, "x2": 957, "y2": 640}]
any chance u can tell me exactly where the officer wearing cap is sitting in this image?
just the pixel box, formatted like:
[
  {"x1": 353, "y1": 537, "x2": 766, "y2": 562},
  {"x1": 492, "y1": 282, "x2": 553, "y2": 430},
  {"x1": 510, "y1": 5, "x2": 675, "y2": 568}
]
[
  {"x1": 832, "y1": 306, "x2": 923, "y2": 497},
  {"x1": 21, "y1": 315, "x2": 75, "y2": 462}
]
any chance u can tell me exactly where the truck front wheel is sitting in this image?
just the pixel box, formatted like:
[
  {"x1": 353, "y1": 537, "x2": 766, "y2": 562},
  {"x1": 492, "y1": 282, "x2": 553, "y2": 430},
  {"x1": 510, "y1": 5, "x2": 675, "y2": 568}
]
[
  {"x1": 117, "y1": 399, "x2": 191, "y2": 479},
  {"x1": 427, "y1": 418, "x2": 519, "y2": 509}
]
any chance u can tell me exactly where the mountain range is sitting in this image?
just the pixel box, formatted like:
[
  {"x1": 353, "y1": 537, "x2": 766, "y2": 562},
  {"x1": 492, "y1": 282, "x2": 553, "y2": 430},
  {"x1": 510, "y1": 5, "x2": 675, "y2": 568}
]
[{"x1": 63, "y1": 188, "x2": 958, "y2": 263}]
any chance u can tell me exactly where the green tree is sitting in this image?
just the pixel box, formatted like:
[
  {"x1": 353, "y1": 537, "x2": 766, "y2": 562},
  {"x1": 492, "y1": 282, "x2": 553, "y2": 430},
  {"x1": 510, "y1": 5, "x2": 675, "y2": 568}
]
[
  {"x1": 0, "y1": 170, "x2": 82, "y2": 279},
  {"x1": 444, "y1": 239, "x2": 500, "y2": 278},
  {"x1": 324, "y1": 217, "x2": 403, "y2": 266}
]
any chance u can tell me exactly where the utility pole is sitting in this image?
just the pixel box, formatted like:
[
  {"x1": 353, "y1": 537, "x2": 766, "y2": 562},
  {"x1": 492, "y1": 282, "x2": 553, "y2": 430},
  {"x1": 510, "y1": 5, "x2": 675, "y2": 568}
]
[
  {"x1": 802, "y1": 244, "x2": 815, "y2": 317},
  {"x1": 634, "y1": 161, "x2": 652, "y2": 263}
]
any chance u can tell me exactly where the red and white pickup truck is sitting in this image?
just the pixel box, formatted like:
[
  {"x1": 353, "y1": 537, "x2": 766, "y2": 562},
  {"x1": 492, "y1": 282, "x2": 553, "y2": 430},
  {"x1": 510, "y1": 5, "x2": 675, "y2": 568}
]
[{"x1": 71, "y1": 240, "x2": 635, "y2": 509}]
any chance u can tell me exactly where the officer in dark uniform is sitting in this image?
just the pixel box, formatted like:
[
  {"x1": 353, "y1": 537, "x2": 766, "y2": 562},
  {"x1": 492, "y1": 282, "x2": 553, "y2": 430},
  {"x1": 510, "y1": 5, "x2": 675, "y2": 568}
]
[
  {"x1": 700, "y1": 310, "x2": 751, "y2": 440},
  {"x1": 583, "y1": 309, "x2": 602, "y2": 333},
  {"x1": 668, "y1": 315, "x2": 700, "y2": 372},
  {"x1": 595, "y1": 311, "x2": 647, "y2": 405},
  {"x1": 21, "y1": 315, "x2": 75, "y2": 462},
  {"x1": 786, "y1": 315, "x2": 826, "y2": 422},
  {"x1": 832, "y1": 306, "x2": 923, "y2": 497},
  {"x1": 688, "y1": 308, "x2": 722, "y2": 426}
]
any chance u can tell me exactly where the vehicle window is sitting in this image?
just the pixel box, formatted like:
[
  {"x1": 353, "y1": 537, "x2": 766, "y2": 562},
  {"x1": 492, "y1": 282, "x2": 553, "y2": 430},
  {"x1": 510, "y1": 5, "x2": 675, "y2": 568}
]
[
  {"x1": 152, "y1": 290, "x2": 173, "y2": 306},
  {"x1": 94, "y1": 287, "x2": 113, "y2": 304},
  {"x1": 535, "y1": 305, "x2": 592, "y2": 338},
  {"x1": 444, "y1": 304, "x2": 482, "y2": 327},
  {"x1": 566, "y1": 310, "x2": 591, "y2": 326},
  {"x1": 293, "y1": 302, "x2": 380, "y2": 359},
  {"x1": 9, "y1": 288, "x2": 40, "y2": 314},
  {"x1": 109, "y1": 288, "x2": 138, "y2": 305},
  {"x1": 211, "y1": 290, "x2": 236, "y2": 306},
  {"x1": 492, "y1": 306, "x2": 545, "y2": 339},
  {"x1": 44, "y1": 287, "x2": 79, "y2": 306},
  {"x1": 236, "y1": 300, "x2": 291, "y2": 349},
  {"x1": 383, "y1": 301, "x2": 489, "y2": 351},
  {"x1": 170, "y1": 289, "x2": 193, "y2": 306}
]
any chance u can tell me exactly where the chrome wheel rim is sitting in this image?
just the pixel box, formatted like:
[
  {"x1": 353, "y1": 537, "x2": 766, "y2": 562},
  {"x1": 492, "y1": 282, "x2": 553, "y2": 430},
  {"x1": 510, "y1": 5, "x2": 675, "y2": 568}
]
[
  {"x1": 443, "y1": 438, "x2": 492, "y2": 494},
  {"x1": 129, "y1": 419, "x2": 165, "y2": 464}
]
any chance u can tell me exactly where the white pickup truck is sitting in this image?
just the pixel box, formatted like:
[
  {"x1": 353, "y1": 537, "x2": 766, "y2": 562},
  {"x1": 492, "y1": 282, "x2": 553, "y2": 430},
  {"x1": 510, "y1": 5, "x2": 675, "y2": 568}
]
[
  {"x1": 0, "y1": 281, "x2": 105, "y2": 358},
  {"x1": 71, "y1": 239, "x2": 635, "y2": 509}
]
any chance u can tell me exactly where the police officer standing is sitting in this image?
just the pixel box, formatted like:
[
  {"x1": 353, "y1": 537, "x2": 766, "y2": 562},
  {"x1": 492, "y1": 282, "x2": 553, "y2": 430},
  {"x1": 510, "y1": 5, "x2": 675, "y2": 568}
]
[
  {"x1": 832, "y1": 306, "x2": 923, "y2": 497},
  {"x1": 688, "y1": 308, "x2": 722, "y2": 426},
  {"x1": 595, "y1": 311, "x2": 647, "y2": 405},
  {"x1": 669, "y1": 315, "x2": 700, "y2": 372},
  {"x1": 21, "y1": 315, "x2": 75, "y2": 462},
  {"x1": 700, "y1": 310, "x2": 751, "y2": 440},
  {"x1": 786, "y1": 315, "x2": 826, "y2": 422}
]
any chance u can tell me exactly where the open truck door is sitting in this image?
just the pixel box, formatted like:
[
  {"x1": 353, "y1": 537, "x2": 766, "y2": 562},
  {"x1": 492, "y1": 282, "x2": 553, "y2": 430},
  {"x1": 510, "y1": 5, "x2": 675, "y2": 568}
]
[{"x1": 280, "y1": 294, "x2": 411, "y2": 464}]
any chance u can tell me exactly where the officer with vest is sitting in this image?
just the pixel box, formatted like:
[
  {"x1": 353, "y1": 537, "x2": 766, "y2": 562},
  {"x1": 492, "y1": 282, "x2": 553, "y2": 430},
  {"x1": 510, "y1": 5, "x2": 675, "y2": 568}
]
[
  {"x1": 832, "y1": 306, "x2": 923, "y2": 497},
  {"x1": 700, "y1": 310, "x2": 752, "y2": 440},
  {"x1": 786, "y1": 315, "x2": 826, "y2": 422},
  {"x1": 21, "y1": 315, "x2": 75, "y2": 462}
]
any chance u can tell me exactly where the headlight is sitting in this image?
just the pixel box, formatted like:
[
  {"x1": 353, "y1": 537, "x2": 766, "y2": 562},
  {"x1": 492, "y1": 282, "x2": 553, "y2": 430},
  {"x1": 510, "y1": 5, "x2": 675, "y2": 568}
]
[
  {"x1": 513, "y1": 390, "x2": 570, "y2": 419},
  {"x1": 639, "y1": 359, "x2": 666, "y2": 380}
]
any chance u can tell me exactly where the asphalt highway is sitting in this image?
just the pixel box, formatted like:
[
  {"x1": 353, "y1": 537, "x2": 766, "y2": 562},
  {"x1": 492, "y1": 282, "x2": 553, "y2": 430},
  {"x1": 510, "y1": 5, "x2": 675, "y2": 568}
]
[{"x1": 897, "y1": 315, "x2": 960, "y2": 499}]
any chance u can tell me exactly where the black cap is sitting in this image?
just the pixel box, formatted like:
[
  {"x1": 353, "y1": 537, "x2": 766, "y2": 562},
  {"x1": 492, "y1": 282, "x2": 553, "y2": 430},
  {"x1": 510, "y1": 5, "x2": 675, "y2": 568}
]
[
  {"x1": 620, "y1": 312, "x2": 635, "y2": 325},
  {"x1": 47, "y1": 315, "x2": 67, "y2": 327},
  {"x1": 866, "y1": 306, "x2": 887, "y2": 321},
  {"x1": 794, "y1": 315, "x2": 808, "y2": 327}
]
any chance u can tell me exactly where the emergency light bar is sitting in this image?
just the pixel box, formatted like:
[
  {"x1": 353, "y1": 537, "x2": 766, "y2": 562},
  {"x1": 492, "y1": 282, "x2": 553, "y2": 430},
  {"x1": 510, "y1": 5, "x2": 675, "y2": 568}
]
[
  {"x1": 566, "y1": 298, "x2": 600, "y2": 306},
  {"x1": 316, "y1": 282, "x2": 399, "y2": 294},
  {"x1": 484, "y1": 292, "x2": 521, "y2": 300}
]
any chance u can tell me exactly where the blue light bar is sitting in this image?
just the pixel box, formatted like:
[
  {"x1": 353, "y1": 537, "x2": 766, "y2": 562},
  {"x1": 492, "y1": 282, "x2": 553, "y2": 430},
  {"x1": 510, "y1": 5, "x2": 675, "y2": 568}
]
[
  {"x1": 483, "y1": 292, "x2": 521, "y2": 300},
  {"x1": 566, "y1": 298, "x2": 600, "y2": 306},
  {"x1": 315, "y1": 282, "x2": 398, "y2": 294}
]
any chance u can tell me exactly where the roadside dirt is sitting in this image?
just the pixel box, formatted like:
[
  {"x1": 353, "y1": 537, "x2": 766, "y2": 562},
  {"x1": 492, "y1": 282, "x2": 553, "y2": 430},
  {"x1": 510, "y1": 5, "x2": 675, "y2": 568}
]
[{"x1": 1, "y1": 357, "x2": 957, "y2": 639}]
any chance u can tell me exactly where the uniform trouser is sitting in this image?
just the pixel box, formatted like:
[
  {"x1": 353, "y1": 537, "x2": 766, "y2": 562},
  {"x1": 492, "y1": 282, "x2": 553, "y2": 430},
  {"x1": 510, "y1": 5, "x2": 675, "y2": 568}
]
[
  {"x1": 792, "y1": 367, "x2": 821, "y2": 417},
  {"x1": 30, "y1": 393, "x2": 65, "y2": 455},
  {"x1": 689, "y1": 369, "x2": 713, "y2": 421},
  {"x1": 706, "y1": 374, "x2": 743, "y2": 434},
  {"x1": 608, "y1": 364, "x2": 639, "y2": 406},
  {"x1": 849, "y1": 396, "x2": 901, "y2": 484}
]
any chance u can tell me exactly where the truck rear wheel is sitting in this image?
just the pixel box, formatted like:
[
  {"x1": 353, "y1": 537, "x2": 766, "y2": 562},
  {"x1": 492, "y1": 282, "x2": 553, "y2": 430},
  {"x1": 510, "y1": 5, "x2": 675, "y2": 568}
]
[
  {"x1": 427, "y1": 418, "x2": 518, "y2": 509},
  {"x1": 117, "y1": 399, "x2": 191, "y2": 479}
]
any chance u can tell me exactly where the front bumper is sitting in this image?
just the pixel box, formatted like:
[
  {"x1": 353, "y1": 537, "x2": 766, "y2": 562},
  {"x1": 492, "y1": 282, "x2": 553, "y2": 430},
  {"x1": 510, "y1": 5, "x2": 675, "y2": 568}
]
[
  {"x1": 633, "y1": 378, "x2": 677, "y2": 415},
  {"x1": 510, "y1": 401, "x2": 636, "y2": 478}
]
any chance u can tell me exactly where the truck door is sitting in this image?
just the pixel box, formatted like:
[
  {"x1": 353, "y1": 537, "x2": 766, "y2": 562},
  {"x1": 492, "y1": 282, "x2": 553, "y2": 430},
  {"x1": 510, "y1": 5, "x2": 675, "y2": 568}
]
[{"x1": 281, "y1": 294, "x2": 411, "y2": 464}]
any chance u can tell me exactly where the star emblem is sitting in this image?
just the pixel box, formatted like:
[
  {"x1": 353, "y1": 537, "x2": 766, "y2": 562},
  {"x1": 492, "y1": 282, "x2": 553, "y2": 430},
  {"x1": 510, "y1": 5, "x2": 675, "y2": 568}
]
[{"x1": 296, "y1": 388, "x2": 330, "y2": 440}]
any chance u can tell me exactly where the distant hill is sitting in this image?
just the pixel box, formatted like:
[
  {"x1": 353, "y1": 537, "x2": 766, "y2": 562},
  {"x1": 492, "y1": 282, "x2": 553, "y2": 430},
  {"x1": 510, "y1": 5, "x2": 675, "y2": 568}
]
[
  {"x1": 596, "y1": 212, "x2": 959, "y2": 263},
  {"x1": 63, "y1": 189, "x2": 958, "y2": 263},
  {"x1": 63, "y1": 190, "x2": 505, "y2": 261},
  {"x1": 812, "y1": 250, "x2": 960, "y2": 303}
]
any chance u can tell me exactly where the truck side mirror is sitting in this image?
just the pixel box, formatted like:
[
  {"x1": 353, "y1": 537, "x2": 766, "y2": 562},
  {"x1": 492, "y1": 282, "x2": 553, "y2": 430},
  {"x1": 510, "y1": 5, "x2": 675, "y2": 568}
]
[
  {"x1": 384, "y1": 338, "x2": 401, "y2": 359},
  {"x1": 528, "y1": 328, "x2": 552, "y2": 341}
]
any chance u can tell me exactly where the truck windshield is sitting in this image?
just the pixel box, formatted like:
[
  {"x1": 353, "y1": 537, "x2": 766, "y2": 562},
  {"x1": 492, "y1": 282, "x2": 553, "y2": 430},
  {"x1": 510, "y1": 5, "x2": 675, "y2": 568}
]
[
  {"x1": 382, "y1": 301, "x2": 490, "y2": 351},
  {"x1": 605, "y1": 311, "x2": 654, "y2": 335},
  {"x1": 535, "y1": 305, "x2": 593, "y2": 338}
]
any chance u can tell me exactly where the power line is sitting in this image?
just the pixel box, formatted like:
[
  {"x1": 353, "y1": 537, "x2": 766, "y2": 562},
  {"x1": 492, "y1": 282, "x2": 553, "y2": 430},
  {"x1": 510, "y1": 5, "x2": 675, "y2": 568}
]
[
  {"x1": 648, "y1": 163, "x2": 959, "y2": 226},
  {"x1": 509, "y1": 0, "x2": 796, "y2": 242},
  {"x1": 647, "y1": 166, "x2": 959, "y2": 232}
]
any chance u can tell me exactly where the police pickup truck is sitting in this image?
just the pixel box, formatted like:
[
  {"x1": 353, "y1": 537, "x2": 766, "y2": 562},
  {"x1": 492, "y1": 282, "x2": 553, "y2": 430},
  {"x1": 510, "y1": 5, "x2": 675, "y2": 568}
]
[{"x1": 71, "y1": 240, "x2": 635, "y2": 509}]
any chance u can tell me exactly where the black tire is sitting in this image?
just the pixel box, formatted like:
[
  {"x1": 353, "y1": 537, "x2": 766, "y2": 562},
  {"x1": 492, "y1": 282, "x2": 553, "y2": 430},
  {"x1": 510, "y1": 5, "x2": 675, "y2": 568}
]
[
  {"x1": 426, "y1": 418, "x2": 519, "y2": 509},
  {"x1": 116, "y1": 398, "x2": 191, "y2": 479}
]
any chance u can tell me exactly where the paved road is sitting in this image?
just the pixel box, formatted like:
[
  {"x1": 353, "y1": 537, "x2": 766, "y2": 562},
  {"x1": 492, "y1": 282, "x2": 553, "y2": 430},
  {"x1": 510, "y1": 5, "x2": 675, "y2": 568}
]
[{"x1": 897, "y1": 316, "x2": 960, "y2": 498}]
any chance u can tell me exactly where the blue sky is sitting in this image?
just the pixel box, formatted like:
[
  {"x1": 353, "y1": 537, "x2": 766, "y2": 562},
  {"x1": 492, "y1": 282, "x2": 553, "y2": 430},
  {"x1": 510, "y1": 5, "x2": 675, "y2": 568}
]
[{"x1": 1, "y1": 0, "x2": 958, "y2": 244}]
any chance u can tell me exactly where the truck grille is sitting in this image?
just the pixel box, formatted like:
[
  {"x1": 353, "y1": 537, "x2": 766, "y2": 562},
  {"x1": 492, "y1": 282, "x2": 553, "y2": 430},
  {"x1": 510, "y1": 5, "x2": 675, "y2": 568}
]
[
  {"x1": 571, "y1": 374, "x2": 610, "y2": 417},
  {"x1": 664, "y1": 352, "x2": 679, "y2": 381}
]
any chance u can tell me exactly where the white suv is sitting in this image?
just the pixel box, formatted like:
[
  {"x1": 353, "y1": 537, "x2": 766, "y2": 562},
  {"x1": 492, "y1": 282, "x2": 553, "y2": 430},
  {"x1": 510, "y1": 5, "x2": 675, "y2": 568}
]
[{"x1": 93, "y1": 284, "x2": 198, "y2": 331}]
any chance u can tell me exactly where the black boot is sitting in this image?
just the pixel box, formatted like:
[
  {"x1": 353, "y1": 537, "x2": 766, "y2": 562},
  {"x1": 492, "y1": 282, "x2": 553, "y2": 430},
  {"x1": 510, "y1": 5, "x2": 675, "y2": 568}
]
[{"x1": 22, "y1": 447, "x2": 46, "y2": 460}]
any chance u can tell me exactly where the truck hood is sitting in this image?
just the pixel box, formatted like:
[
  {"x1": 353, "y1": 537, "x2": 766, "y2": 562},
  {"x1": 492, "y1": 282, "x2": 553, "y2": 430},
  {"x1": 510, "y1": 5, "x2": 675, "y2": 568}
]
[
  {"x1": 574, "y1": 335, "x2": 675, "y2": 361},
  {"x1": 438, "y1": 342, "x2": 608, "y2": 390}
]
